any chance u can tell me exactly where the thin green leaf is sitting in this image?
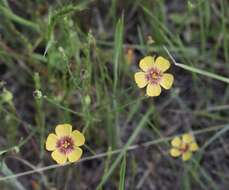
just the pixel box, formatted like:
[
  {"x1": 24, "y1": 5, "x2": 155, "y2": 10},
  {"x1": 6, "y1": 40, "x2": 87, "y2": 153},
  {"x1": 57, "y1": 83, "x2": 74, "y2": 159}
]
[
  {"x1": 164, "y1": 46, "x2": 229, "y2": 84},
  {"x1": 0, "y1": 5, "x2": 40, "y2": 32},
  {"x1": 175, "y1": 62, "x2": 229, "y2": 84},
  {"x1": 113, "y1": 15, "x2": 124, "y2": 93},
  {"x1": 119, "y1": 154, "x2": 126, "y2": 190}
]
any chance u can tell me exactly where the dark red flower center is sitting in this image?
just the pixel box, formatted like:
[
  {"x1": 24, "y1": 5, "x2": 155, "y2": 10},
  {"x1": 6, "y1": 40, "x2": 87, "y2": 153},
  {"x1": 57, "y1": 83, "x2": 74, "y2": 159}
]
[
  {"x1": 56, "y1": 136, "x2": 74, "y2": 154},
  {"x1": 179, "y1": 144, "x2": 189, "y2": 154},
  {"x1": 146, "y1": 67, "x2": 162, "y2": 84}
]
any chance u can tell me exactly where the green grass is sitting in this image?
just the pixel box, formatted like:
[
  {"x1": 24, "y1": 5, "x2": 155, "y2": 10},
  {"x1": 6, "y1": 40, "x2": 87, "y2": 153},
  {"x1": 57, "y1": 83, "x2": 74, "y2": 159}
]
[{"x1": 0, "y1": 0, "x2": 229, "y2": 189}]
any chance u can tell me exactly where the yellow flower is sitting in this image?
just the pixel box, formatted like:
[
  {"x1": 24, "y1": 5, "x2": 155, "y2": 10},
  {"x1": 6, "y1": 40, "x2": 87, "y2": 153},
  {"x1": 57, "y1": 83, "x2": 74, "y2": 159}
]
[
  {"x1": 45, "y1": 124, "x2": 85, "y2": 165},
  {"x1": 170, "y1": 133, "x2": 199, "y2": 161},
  {"x1": 134, "y1": 56, "x2": 174, "y2": 97}
]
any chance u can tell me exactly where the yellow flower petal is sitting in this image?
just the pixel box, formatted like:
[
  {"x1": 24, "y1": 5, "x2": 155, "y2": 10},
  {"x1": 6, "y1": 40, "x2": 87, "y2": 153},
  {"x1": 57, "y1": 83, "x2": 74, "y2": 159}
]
[
  {"x1": 160, "y1": 73, "x2": 174, "y2": 89},
  {"x1": 134, "y1": 72, "x2": 148, "y2": 88},
  {"x1": 154, "y1": 56, "x2": 170, "y2": 72},
  {"x1": 182, "y1": 151, "x2": 192, "y2": 161},
  {"x1": 190, "y1": 142, "x2": 199, "y2": 152},
  {"x1": 67, "y1": 147, "x2": 83, "y2": 162},
  {"x1": 146, "y1": 84, "x2": 161, "y2": 97},
  {"x1": 71, "y1": 130, "x2": 85, "y2": 146},
  {"x1": 182, "y1": 133, "x2": 194, "y2": 144},
  {"x1": 170, "y1": 148, "x2": 181, "y2": 157},
  {"x1": 46, "y1": 133, "x2": 58, "y2": 151},
  {"x1": 55, "y1": 124, "x2": 72, "y2": 137},
  {"x1": 171, "y1": 137, "x2": 181, "y2": 148},
  {"x1": 139, "y1": 56, "x2": 154, "y2": 72},
  {"x1": 51, "y1": 149, "x2": 67, "y2": 164}
]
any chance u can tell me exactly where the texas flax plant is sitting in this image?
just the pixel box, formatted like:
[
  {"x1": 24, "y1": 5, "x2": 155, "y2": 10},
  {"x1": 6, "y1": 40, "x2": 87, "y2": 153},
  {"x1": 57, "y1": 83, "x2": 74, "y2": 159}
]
[{"x1": 0, "y1": 0, "x2": 229, "y2": 190}]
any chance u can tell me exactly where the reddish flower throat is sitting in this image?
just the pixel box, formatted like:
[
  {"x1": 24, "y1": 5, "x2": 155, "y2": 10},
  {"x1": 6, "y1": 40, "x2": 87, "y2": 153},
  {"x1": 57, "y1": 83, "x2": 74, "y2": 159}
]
[
  {"x1": 56, "y1": 136, "x2": 74, "y2": 154},
  {"x1": 179, "y1": 144, "x2": 189, "y2": 154},
  {"x1": 146, "y1": 67, "x2": 162, "y2": 84}
]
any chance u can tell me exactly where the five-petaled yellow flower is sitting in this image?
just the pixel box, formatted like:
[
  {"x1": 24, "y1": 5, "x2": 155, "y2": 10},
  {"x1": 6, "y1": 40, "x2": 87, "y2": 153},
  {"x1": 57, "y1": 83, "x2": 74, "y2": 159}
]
[
  {"x1": 170, "y1": 133, "x2": 199, "y2": 161},
  {"x1": 45, "y1": 124, "x2": 85, "y2": 164},
  {"x1": 134, "y1": 56, "x2": 174, "y2": 97}
]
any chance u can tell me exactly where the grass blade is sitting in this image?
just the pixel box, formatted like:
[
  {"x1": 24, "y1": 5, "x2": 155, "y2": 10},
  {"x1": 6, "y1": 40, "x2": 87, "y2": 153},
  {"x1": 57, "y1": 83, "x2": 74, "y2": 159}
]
[
  {"x1": 119, "y1": 154, "x2": 126, "y2": 190},
  {"x1": 202, "y1": 124, "x2": 229, "y2": 150},
  {"x1": 113, "y1": 15, "x2": 124, "y2": 93},
  {"x1": 0, "y1": 5, "x2": 40, "y2": 32},
  {"x1": 175, "y1": 62, "x2": 229, "y2": 84},
  {"x1": 0, "y1": 162, "x2": 26, "y2": 190},
  {"x1": 96, "y1": 108, "x2": 153, "y2": 189},
  {"x1": 111, "y1": 15, "x2": 124, "y2": 147},
  {"x1": 164, "y1": 46, "x2": 229, "y2": 84}
]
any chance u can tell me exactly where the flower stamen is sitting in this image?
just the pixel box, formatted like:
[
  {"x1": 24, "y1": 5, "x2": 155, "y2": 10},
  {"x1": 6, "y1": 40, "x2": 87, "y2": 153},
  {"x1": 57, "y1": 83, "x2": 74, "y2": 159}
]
[
  {"x1": 56, "y1": 136, "x2": 74, "y2": 155},
  {"x1": 146, "y1": 67, "x2": 162, "y2": 85},
  {"x1": 179, "y1": 144, "x2": 189, "y2": 154}
]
